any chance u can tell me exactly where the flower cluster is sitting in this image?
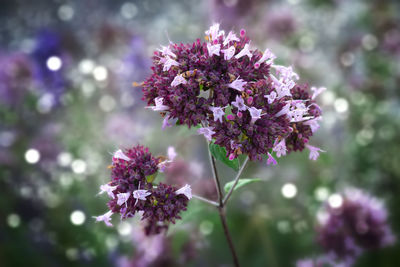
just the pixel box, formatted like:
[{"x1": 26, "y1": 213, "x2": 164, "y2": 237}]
[
  {"x1": 142, "y1": 24, "x2": 324, "y2": 164},
  {"x1": 314, "y1": 188, "x2": 396, "y2": 265},
  {"x1": 94, "y1": 145, "x2": 192, "y2": 235}
]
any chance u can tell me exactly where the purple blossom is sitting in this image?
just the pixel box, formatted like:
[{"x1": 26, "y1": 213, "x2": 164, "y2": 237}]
[
  {"x1": 197, "y1": 127, "x2": 216, "y2": 141},
  {"x1": 171, "y1": 74, "x2": 187, "y2": 87},
  {"x1": 311, "y1": 86, "x2": 327, "y2": 100},
  {"x1": 207, "y1": 43, "x2": 221, "y2": 57},
  {"x1": 266, "y1": 153, "x2": 277, "y2": 166},
  {"x1": 306, "y1": 144, "x2": 325, "y2": 160},
  {"x1": 303, "y1": 117, "x2": 322, "y2": 133},
  {"x1": 98, "y1": 184, "x2": 118, "y2": 199},
  {"x1": 265, "y1": 91, "x2": 277, "y2": 104},
  {"x1": 317, "y1": 188, "x2": 396, "y2": 263},
  {"x1": 228, "y1": 77, "x2": 247, "y2": 91},
  {"x1": 133, "y1": 189, "x2": 151, "y2": 201},
  {"x1": 235, "y1": 43, "x2": 252, "y2": 59},
  {"x1": 223, "y1": 31, "x2": 240, "y2": 46},
  {"x1": 113, "y1": 149, "x2": 131, "y2": 162},
  {"x1": 142, "y1": 25, "x2": 323, "y2": 162},
  {"x1": 209, "y1": 106, "x2": 225, "y2": 123},
  {"x1": 222, "y1": 46, "x2": 236, "y2": 60},
  {"x1": 93, "y1": 210, "x2": 113, "y2": 227},
  {"x1": 117, "y1": 192, "x2": 131, "y2": 206},
  {"x1": 97, "y1": 145, "x2": 189, "y2": 235},
  {"x1": 273, "y1": 139, "x2": 287, "y2": 158},
  {"x1": 175, "y1": 184, "x2": 193, "y2": 200},
  {"x1": 231, "y1": 95, "x2": 247, "y2": 111},
  {"x1": 146, "y1": 97, "x2": 169, "y2": 111},
  {"x1": 248, "y1": 106, "x2": 263, "y2": 123}
]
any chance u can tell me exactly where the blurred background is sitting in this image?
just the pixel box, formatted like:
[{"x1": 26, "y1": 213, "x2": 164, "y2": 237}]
[{"x1": 1, "y1": 0, "x2": 400, "y2": 266}]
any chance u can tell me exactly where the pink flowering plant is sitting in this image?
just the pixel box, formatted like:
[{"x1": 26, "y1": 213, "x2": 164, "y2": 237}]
[{"x1": 95, "y1": 24, "x2": 325, "y2": 266}]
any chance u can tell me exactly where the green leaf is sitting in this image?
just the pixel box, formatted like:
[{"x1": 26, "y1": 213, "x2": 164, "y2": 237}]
[
  {"x1": 224, "y1": 178, "x2": 262, "y2": 193},
  {"x1": 209, "y1": 142, "x2": 239, "y2": 171},
  {"x1": 146, "y1": 173, "x2": 158, "y2": 183}
]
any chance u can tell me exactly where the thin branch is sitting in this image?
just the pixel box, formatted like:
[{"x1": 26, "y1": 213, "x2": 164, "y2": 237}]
[
  {"x1": 223, "y1": 157, "x2": 249, "y2": 205},
  {"x1": 192, "y1": 194, "x2": 219, "y2": 206},
  {"x1": 208, "y1": 144, "x2": 224, "y2": 206},
  {"x1": 218, "y1": 207, "x2": 240, "y2": 267}
]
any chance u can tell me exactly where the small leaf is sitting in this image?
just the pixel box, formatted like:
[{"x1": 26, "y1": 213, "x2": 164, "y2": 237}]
[
  {"x1": 146, "y1": 173, "x2": 158, "y2": 183},
  {"x1": 224, "y1": 178, "x2": 262, "y2": 193},
  {"x1": 209, "y1": 142, "x2": 239, "y2": 171},
  {"x1": 199, "y1": 84, "x2": 204, "y2": 91}
]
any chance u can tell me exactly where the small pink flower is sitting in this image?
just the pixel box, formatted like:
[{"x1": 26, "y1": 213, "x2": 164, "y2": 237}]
[
  {"x1": 264, "y1": 91, "x2": 277, "y2": 104},
  {"x1": 171, "y1": 74, "x2": 187, "y2": 87},
  {"x1": 240, "y1": 29, "x2": 246, "y2": 37},
  {"x1": 266, "y1": 153, "x2": 277, "y2": 165},
  {"x1": 235, "y1": 44, "x2": 252, "y2": 59},
  {"x1": 221, "y1": 46, "x2": 235, "y2": 60},
  {"x1": 247, "y1": 97, "x2": 254, "y2": 105},
  {"x1": 162, "y1": 56, "x2": 179, "y2": 71},
  {"x1": 205, "y1": 23, "x2": 224, "y2": 41},
  {"x1": 275, "y1": 102, "x2": 291, "y2": 117},
  {"x1": 303, "y1": 117, "x2": 322, "y2": 133},
  {"x1": 223, "y1": 31, "x2": 240, "y2": 46},
  {"x1": 237, "y1": 111, "x2": 243, "y2": 118},
  {"x1": 311, "y1": 86, "x2": 327, "y2": 100},
  {"x1": 158, "y1": 45, "x2": 176, "y2": 58},
  {"x1": 229, "y1": 153, "x2": 235, "y2": 160},
  {"x1": 133, "y1": 189, "x2": 151, "y2": 202},
  {"x1": 175, "y1": 184, "x2": 192, "y2": 199},
  {"x1": 93, "y1": 210, "x2": 113, "y2": 227},
  {"x1": 231, "y1": 95, "x2": 247, "y2": 111},
  {"x1": 146, "y1": 97, "x2": 169, "y2": 111},
  {"x1": 98, "y1": 184, "x2": 118, "y2": 199},
  {"x1": 117, "y1": 192, "x2": 131, "y2": 206},
  {"x1": 273, "y1": 139, "x2": 287, "y2": 158},
  {"x1": 167, "y1": 146, "x2": 177, "y2": 161},
  {"x1": 197, "y1": 127, "x2": 216, "y2": 141},
  {"x1": 227, "y1": 114, "x2": 235, "y2": 120},
  {"x1": 228, "y1": 77, "x2": 247, "y2": 92},
  {"x1": 273, "y1": 65, "x2": 299, "y2": 81},
  {"x1": 207, "y1": 43, "x2": 221, "y2": 57},
  {"x1": 305, "y1": 144, "x2": 325, "y2": 160},
  {"x1": 248, "y1": 106, "x2": 263, "y2": 123},
  {"x1": 113, "y1": 149, "x2": 131, "y2": 162},
  {"x1": 255, "y1": 48, "x2": 276, "y2": 68},
  {"x1": 209, "y1": 106, "x2": 225, "y2": 123}
]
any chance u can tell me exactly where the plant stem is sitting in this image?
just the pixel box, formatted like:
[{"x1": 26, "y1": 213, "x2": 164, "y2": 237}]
[
  {"x1": 207, "y1": 145, "x2": 241, "y2": 267},
  {"x1": 208, "y1": 146, "x2": 223, "y2": 206},
  {"x1": 192, "y1": 194, "x2": 219, "y2": 206},
  {"x1": 223, "y1": 157, "x2": 249, "y2": 205},
  {"x1": 218, "y1": 206, "x2": 240, "y2": 267}
]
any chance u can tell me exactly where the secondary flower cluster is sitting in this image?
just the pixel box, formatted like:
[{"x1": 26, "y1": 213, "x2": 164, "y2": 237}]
[
  {"x1": 299, "y1": 188, "x2": 395, "y2": 266},
  {"x1": 94, "y1": 145, "x2": 192, "y2": 235},
  {"x1": 142, "y1": 24, "x2": 324, "y2": 164}
]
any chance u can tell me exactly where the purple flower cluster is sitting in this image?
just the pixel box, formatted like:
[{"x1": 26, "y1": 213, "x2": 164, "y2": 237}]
[
  {"x1": 142, "y1": 24, "x2": 324, "y2": 163},
  {"x1": 314, "y1": 188, "x2": 396, "y2": 265},
  {"x1": 94, "y1": 145, "x2": 192, "y2": 235},
  {"x1": 0, "y1": 53, "x2": 33, "y2": 108}
]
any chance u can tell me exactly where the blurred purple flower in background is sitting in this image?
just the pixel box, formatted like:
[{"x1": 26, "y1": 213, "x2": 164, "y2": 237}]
[
  {"x1": 31, "y1": 29, "x2": 69, "y2": 105},
  {"x1": 311, "y1": 188, "x2": 396, "y2": 266},
  {"x1": 0, "y1": 53, "x2": 33, "y2": 108}
]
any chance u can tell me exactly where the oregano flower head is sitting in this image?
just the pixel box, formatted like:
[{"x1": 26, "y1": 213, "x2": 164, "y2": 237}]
[
  {"x1": 142, "y1": 24, "x2": 324, "y2": 163},
  {"x1": 316, "y1": 188, "x2": 396, "y2": 264},
  {"x1": 94, "y1": 145, "x2": 191, "y2": 235}
]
